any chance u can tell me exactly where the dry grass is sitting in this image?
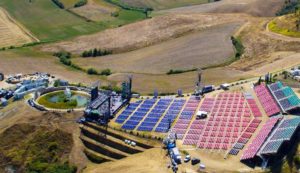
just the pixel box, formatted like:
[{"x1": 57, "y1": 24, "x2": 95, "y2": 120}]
[
  {"x1": 0, "y1": 8, "x2": 34, "y2": 48},
  {"x1": 42, "y1": 13, "x2": 245, "y2": 54},
  {"x1": 230, "y1": 17, "x2": 300, "y2": 73},
  {"x1": 159, "y1": 0, "x2": 285, "y2": 17},
  {"x1": 120, "y1": 0, "x2": 208, "y2": 10},
  {"x1": 268, "y1": 14, "x2": 300, "y2": 38},
  {"x1": 108, "y1": 67, "x2": 252, "y2": 94},
  {"x1": 71, "y1": 0, "x2": 118, "y2": 21},
  {"x1": 72, "y1": 22, "x2": 242, "y2": 74},
  {"x1": 0, "y1": 48, "x2": 107, "y2": 85}
]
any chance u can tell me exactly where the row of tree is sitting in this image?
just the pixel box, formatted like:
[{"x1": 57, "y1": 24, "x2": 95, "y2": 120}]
[
  {"x1": 81, "y1": 48, "x2": 113, "y2": 57},
  {"x1": 87, "y1": 68, "x2": 112, "y2": 76},
  {"x1": 53, "y1": 51, "x2": 112, "y2": 76}
]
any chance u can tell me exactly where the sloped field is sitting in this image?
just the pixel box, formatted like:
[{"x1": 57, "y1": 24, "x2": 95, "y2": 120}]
[
  {"x1": 0, "y1": 8, "x2": 34, "y2": 48},
  {"x1": 160, "y1": 0, "x2": 285, "y2": 17},
  {"x1": 120, "y1": 0, "x2": 209, "y2": 10},
  {"x1": 0, "y1": 0, "x2": 103, "y2": 41},
  {"x1": 43, "y1": 13, "x2": 245, "y2": 54},
  {"x1": 72, "y1": 22, "x2": 242, "y2": 74}
]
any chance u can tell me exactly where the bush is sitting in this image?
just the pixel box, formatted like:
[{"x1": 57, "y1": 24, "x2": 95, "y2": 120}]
[
  {"x1": 294, "y1": 156, "x2": 300, "y2": 166},
  {"x1": 181, "y1": 150, "x2": 189, "y2": 155},
  {"x1": 87, "y1": 68, "x2": 98, "y2": 75},
  {"x1": 100, "y1": 69, "x2": 112, "y2": 76},
  {"x1": 60, "y1": 57, "x2": 72, "y2": 66},
  {"x1": 51, "y1": 0, "x2": 65, "y2": 9},
  {"x1": 167, "y1": 68, "x2": 197, "y2": 75},
  {"x1": 74, "y1": 0, "x2": 87, "y2": 8},
  {"x1": 231, "y1": 36, "x2": 244, "y2": 60},
  {"x1": 81, "y1": 48, "x2": 112, "y2": 57},
  {"x1": 53, "y1": 51, "x2": 71, "y2": 59},
  {"x1": 53, "y1": 80, "x2": 60, "y2": 87}
]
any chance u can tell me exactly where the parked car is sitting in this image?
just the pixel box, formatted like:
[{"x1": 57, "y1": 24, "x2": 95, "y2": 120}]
[
  {"x1": 184, "y1": 155, "x2": 191, "y2": 162},
  {"x1": 191, "y1": 158, "x2": 200, "y2": 165}
]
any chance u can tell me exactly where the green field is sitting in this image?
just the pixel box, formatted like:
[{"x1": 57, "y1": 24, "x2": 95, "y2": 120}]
[
  {"x1": 0, "y1": 0, "x2": 105, "y2": 41},
  {"x1": 0, "y1": 0, "x2": 147, "y2": 42}
]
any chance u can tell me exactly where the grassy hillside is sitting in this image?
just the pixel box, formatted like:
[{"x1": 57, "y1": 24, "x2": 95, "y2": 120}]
[
  {"x1": 0, "y1": 123, "x2": 76, "y2": 173},
  {"x1": 60, "y1": 0, "x2": 79, "y2": 8},
  {"x1": 268, "y1": 14, "x2": 300, "y2": 38},
  {"x1": 0, "y1": 0, "x2": 146, "y2": 41},
  {"x1": 0, "y1": 0, "x2": 104, "y2": 41}
]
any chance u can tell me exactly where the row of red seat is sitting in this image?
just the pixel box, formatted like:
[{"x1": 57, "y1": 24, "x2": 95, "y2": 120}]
[
  {"x1": 241, "y1": 116, "x2": 282, "y2": 160},
  {"x1": 254, "y1": 84, "x2": 280, "y2": 116},
  {"x1": 183, "y1": 92, "x2": 259, "y2": 150}
]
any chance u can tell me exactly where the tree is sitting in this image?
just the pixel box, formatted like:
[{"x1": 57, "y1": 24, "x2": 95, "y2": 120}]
[
  {"x1": 100, "y1": 69, "x2": 112, "y2": 76},
  {"x1": 87, "y1": 68, "x2": 98, "y2": 75}
]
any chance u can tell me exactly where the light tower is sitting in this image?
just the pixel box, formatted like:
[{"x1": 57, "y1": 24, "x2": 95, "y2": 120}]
[{"x1": 195, "y1": 68, "x2": 203, "y2": 95}]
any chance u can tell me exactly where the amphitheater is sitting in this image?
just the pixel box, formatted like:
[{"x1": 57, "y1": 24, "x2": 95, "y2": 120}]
[{"x1": 79, "y1": 79, "x2": 300, "y2": 170}]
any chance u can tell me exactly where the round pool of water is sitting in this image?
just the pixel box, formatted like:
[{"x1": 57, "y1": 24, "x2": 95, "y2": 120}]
[{"x1": 37, "y1": 90, "x2": 90, "y2": 109}]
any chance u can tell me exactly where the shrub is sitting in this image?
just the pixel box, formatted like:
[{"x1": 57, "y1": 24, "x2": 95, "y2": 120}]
[
  {"x1": 60, "y1": 57, "x2": 72, "y2": 66},
  {"x1": 53, "y1": 51, "x2": 71, "y2": 59},
  {"x1": 100, "y1": 69, "x2": 112, "y2": 76},
  {"x1": 87, "y1": 68, "x2": 98, "y2": 75},
  {"x1": 181, "y1": 150, "x2": 189, "y2": 155},
  {"x1": 81, "y1": 48, "x2": 112, "y2": 57},
  {"x1": 74, "y1": 0, "x2": 87, "y2": 8},
  {"x1": 51, "y1": 0, "x2": 65, "y2": 9},
  {"x1": 231, "y1": 36, "x2": 244, "y2": 60}
]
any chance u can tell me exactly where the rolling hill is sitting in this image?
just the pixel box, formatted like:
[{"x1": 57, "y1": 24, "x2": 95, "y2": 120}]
[{"x1": 0, "y1": 0, "x2": 104, "y2": 41}]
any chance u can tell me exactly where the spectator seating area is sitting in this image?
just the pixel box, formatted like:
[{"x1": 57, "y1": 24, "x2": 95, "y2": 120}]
[
  {"x1": 155, "y1": 99, "x2": 186, "y2": 133},
  {"x1": 137, "y1": 99, "x2": 172, "y2": 132},
  {"x1": 268, "y1": 82, "x2": 300, "y2": 112},
  {"x1": 115, "y1": 100, "x2": 143, "y2": 124},
  {"x1": 228, "y1": 119, "x2": 261, "y2": 155},
  {"x1": 245, "y1": 92, "x2": 262, "y2": 117},
  {"x1": 254, "y1": 84, "x2": 280, "y2": 117},
  {"x1": 241, "y1": 116, "x2": 282, "y2": 160},
  {"x1": 183, "y1": 92, "x2": 260, "y2": 151},
  {"x1": 121, "y1": 99, "x2": 157, "y2": 130},
  {"x1": 115, "y1": 98, "x2": 187, "y2": 133},
  {"x1": 172, "y1": 97, "x2": 201, "y2": 139},
  {"x1": 259, "y1": 117, "x2": 300, "y2": 155}
]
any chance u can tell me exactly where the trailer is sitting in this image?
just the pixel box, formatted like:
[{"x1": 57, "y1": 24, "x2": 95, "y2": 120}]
[
  {"x1": 170, "y1": 147, "x2": 181, "y2": 164},
  {"x1": 201, "y1": 85, "x2": 215, "y2": 94}
]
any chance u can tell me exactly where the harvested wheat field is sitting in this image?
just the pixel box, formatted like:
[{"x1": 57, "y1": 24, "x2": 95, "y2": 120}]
[
  {"x1": 42, "y1": 13, "x2": 246, "y2": 54},
  {"x1": 71, "y1": 0, "x2": 118, "y2": 21},
  {"x1": 159, "y1": 0, "x2": 285, "y2": 17},
  {"x1": 0, "y1": 8, "x2": 35, "y2": 48},
  {"x1": 72, "y1": 22, "x2": 243, "y2": 74}
]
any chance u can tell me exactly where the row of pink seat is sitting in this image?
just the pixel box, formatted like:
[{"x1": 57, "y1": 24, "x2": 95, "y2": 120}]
[
  {"x1": 247, "y1": 99, "x2": 262, "y2": 117},
  {"x1": 183, "y1": 92, "x2": 259, "y2": 150},
  {"x1": 241, "y1": 116, "x2": 282, "y2": 160},
  {"x1": 254, "y1": 84, "x2": 280, "y2": 117}
]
